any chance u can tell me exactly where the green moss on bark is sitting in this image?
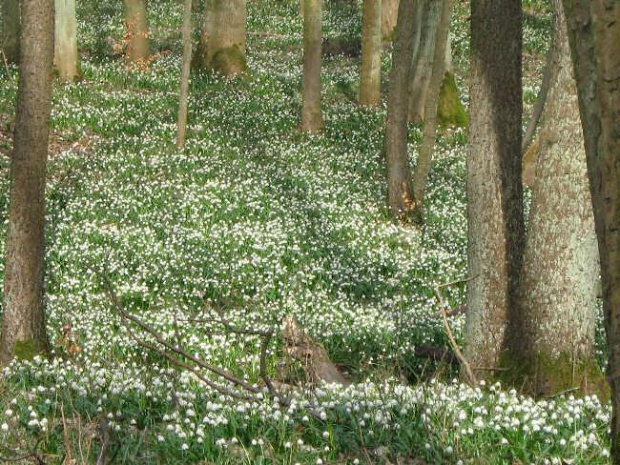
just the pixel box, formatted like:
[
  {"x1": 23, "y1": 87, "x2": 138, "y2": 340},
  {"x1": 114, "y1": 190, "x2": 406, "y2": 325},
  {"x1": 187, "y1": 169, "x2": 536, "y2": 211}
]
[
  {"x1": 13, "y1": 339, "x2": 46, "y2": 361},
  {"x1": 498, "y1": 350, "x2": 609, "y2": 401},
  {"x1": 437, "y1": 71, "x2": 468, "y2": 128},
  {"x1": 210, "y1": 46, "x2": 248, "y2": 76}
]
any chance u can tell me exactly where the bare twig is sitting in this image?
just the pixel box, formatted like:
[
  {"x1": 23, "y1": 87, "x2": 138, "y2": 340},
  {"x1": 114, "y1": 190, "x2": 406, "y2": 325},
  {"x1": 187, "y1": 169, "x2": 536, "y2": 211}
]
[
  {"x1": 98, "y1": 271, "x2": 330, "y2": 422},
  {"x1": 0, "y1": 49, "x2": 9, "y2": 76},
  {"x1": 0, "y1": 438, "x2": 46, "y2": 464},
  {"x1": 434, "y1": 277, "x2": 477, "y2": 386},
  {"x1": 99, "y1": 273, "x2": 261, "y2": 394}
]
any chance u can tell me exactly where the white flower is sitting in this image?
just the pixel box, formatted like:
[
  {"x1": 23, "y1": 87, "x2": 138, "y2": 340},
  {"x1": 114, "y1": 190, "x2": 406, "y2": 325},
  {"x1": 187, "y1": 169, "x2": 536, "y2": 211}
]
[{"x1": 1, "y1": 423, "x2": 8, "y2": 432}]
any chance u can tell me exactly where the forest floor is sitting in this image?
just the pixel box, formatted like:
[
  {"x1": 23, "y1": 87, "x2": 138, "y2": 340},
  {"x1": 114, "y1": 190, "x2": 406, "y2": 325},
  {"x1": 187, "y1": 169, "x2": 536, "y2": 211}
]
[{"x1": 0, "y1": 0, "x2": 612, "y2": 464}]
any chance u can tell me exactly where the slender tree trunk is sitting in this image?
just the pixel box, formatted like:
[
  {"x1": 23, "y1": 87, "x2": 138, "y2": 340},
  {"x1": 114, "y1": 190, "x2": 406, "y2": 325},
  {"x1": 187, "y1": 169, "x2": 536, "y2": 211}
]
[
  {"x1": 1, "y1": 0, "x2": 20, "y2": 64},
  {"x1": 301, "y1": 0, "x2": 323, "y2": 132},
  {"x1": 384, "y1": 0, "x2": 418, "y2": 218},
  {"x1": 562, "y1": 0, "x2": 620, "y2": 460},
  {"x1": 408, "y1": 0, "x2": 439, "y2": 123},
  {"x1": 516, "y1": 0, "x2": 601, "y2": 397},
  {"x1": 0, "y1": 0, "x2": 54, "y2": 363},
  {"x1": 359, "y1": 0, "x2": 382, "y2": 106},
  {"x1": 465, "y1": 0, "x2": 523, "y2": 372},
  {"x1": 123, "y1": 0, "x2": 149, "y2": 65},
  {"x1": 197, "y1": 0, "x2": 247, "y2": 76},
  {"x1": 176, "y1": 0, "x2": 193, "y2": 149},
  {"x1": 522, "y1": 42, "x2": 555, "y2": 154},
  {"x1": 411, "y1": 0, "x2": 452, "y2": 217},
  {"x1": 381, "y1": 0, "x2": 399, "y2": 40},
  {"x1": 54, "y1": 0, "x2": 78, "y2": 81}
]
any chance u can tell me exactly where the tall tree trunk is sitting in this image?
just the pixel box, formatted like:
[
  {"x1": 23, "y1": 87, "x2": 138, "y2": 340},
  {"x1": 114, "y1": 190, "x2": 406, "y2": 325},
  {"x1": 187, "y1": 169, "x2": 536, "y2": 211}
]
[
  {"x1": 197, "y1": 0, "x2": 247, "y2": 76},
  {"x1": 515, "y1": 0, "x2": 601, "y2": 397},
  {"x1": 411, "y1": 0, "x2": 452, "y2": 218},
  {"x1": 176, "y1": 0, "x2": 193, "y2": 149},
  {"x1": 359, "y1": 0, "x2": 382, "y2": 106},
  {"x1": 522, "y1": 42, "x2": 555, "y2": 155},
  {"x1": 381, "y1": 0, "x2": 399, "y2": 40},
  {"x1": 54, "y1": 0, "x2": 78, "y2": 81},
  {"x1": 465, "y1": 0, "x2": 523, "y2": 373},
  {"x1": 384, "y1": 0, "x2": 418, "y2": 218},
  {"x1": 123, "y1": 0, "x2": 149, "y2": 65},
  {"x1": 301, "y1": 0, "x2": 323, "y2": 132},
  {"x1": 1, "y1": 0, "x2": 20, "y2": 64},
  {"x1": 0, "y1": 0, "x2": 54, "y2": 363},
  {"x1": 562, "y1": 0, "x2": 620, "y2": 460},
  {"x1": 408, "y1": 0, "x2": 439, "y2": 123}
]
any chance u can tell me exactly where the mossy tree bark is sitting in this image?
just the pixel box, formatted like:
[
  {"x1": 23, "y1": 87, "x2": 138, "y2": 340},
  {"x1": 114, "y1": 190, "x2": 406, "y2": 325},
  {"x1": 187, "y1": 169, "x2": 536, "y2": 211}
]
[
  {"x1": 301, "y1": 0, "x2": 323, "y2": 132},
  {"x1": 562, "y1": 0, "x2": 620, "y2": 460},
  {"x1": 123, "y1": 0, "x2": 149, "y2": 65},
  {"x1": 465, "y1": 0, "x2": 523, "y2": 373},
  {"x1": 176, "y1": 0, "x2": 193, "y2": 149},
  {"x1": 384, "y1": 0, "x2": 418, "y2": 218},
  {"x1": 54, "y1": 0, "x2": 79, "y2": 81},
  {"x1": 411, "y1": 0, "x2": 452, "y2": 219},
  {"x1": 0, "y1": 0, "x2": 54, "y2": 364},
  {"x1": 359, "y1": 0, "x2": 382, "y2": 106},
  {"x1": 513, "y1": 0, "x2": 602, "y2": 398},
  {"x1": 408, "y1": 0, "x2": 439, "y2": 123},
  {"x1": 408, "y1": 0, "x2": 462, "y2": 125},
  {"x1": 1, "y1": 0, "x2": 20, "y2": 63},
  {"x1": 198, "y1": 0, "x2": 247, "y2": 76},
  {"x1": 381, "y1": 0, "x2": 399, "y2": 40}
]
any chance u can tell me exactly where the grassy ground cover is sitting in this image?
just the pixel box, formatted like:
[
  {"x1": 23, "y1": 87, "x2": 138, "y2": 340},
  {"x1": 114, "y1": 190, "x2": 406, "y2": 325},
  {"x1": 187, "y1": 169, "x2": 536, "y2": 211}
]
[{"x1": 0, "y1": 0, "x2": 611, "y2": 463}]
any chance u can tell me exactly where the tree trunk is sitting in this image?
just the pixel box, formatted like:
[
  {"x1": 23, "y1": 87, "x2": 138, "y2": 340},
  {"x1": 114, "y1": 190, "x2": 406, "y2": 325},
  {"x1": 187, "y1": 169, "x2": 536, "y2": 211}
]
[
  {"x1": 176, "y1": 0, "x2": 193, "y2": 149},
  {"x1": 465, "y1": 0, "x2": 523, "y2": 373},
  {"x1": 197, "y1": 0, "x2": 247, "y2": 76},
  {"x1": 0, "y1": 0, "x2": 54, "y2": 363},
  {"x1": 301, "y1": 0, "x2": 323, "y2": 132},
  {"x1": 381, "y1": 0, "x2": 399, "y2": 40},
  {"x1": 1, "y1": 0, "x2": 20, "y2": 64},
  {"x1": 515, "y1": 0, "x2": 602, "y2": 397},
  {"x1": 384, "y1": 0, "x2": 418, "y2": 218},
  {"x1": 522, "y1": 42, "x2": 555, "y2": 155},
  {"x1": 359, "y1": 0, "x2": 382, "y2": 106},
  {"x1": 123, "y1": 0, "x2": 149, "y2": 65},
  {"x1": 562, "y1": 0, "x2": 620, "y2": 460},
  {"x1": 411, "y1": 0, "x2": 452, "y2": 218},
  {"x1": 408, "y1": 0, "x2": 439, "y2": 123},
  {"x1": 54, "y1": 0, "x2": 78, "y2": 81}
]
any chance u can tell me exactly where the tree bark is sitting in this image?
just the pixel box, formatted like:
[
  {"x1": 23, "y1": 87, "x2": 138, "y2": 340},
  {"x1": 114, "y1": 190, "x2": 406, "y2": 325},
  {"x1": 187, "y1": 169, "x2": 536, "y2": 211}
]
[
  {"x1": 384, "y1": 0, "x2": 418, "y2": 218},
  {"x1": 408, "y1": 0, "x2": 439, "y2": 123},
  {"x1": 301, "y1": 0, "x2": 323, "y2": 132},
  {"x1": 54, "y1": 0, "x2": 78, "y2": 81},
  {"x1": 1, "y1": 0, "x2": 20, "y2": 64},
  {"x1": 381, "y1": 0, "x2": 399, "y2": 40},
  {"x1": 359, "y1": 0, "x2": 382, "y2": 106},
  {"x1": 123, "y1": 0, "x2": 149, "y2": 65},
  {"x1": 197, "y1": 0, "x2": 247, "y2": 76},
  {"x1": 176, "y1": 0, "x2": 193, "y2": 149},
  {"x1": 0, "y1": 0, "x2": 54, "y2": 363},
  {"x1": 411, "y1": 0, "x2": 452, "y2": 217},
  {"x1": 522, "y1": 42, "x2": 555, "y2": 155},
  {"x1": 515, "y1": 0, "x2": 601, "y2": 397},
  {"x1": 562, "y1": 0, "x2": 620, "y2": 460},
  {"x1": 465, "y1": 0, "x2": 523, "y2": 372}
]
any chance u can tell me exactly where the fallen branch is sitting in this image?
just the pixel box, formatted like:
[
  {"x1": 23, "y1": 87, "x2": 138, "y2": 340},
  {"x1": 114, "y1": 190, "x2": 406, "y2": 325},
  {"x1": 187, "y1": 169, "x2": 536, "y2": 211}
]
[
  {"x1": 434, "y1": 277, "x2": 477, "y2": 386},
  {"x1": 0, "y1": 438, "x2": 46, "y2": 464},
  {"x1": 98, "y1": 271, "x2": 326, "y2": 421}
]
